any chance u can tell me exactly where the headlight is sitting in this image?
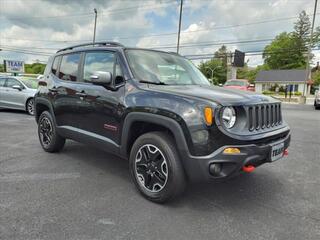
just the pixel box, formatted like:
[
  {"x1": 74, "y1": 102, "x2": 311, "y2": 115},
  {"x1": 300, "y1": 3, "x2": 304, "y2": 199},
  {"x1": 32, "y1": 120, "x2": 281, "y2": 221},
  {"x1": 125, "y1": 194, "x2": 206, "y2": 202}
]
[{"x1": 222, "y1": 107, "x2": 236, "y2": 129}]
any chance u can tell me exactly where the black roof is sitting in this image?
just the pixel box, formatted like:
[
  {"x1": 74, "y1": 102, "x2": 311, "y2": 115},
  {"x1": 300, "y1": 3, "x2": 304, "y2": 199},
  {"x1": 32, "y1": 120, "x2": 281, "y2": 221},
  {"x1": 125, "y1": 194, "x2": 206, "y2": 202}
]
[{"x1": 255, "y1": 70, "x2": 307, "y2": 83}]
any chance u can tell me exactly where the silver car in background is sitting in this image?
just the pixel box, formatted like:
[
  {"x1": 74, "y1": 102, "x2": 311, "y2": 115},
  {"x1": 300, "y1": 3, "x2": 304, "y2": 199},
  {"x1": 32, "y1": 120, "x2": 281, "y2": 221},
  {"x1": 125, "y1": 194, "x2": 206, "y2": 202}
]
[{"x1": 0, "y1": 77, "x2": 38, "y2": 115}]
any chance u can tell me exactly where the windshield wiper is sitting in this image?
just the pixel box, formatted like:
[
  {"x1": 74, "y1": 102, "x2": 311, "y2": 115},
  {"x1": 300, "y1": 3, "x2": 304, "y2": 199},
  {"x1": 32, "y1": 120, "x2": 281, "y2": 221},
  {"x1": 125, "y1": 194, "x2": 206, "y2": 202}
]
[{"x1": 139, "y1": 80, "x2": 167, "y2": 85}]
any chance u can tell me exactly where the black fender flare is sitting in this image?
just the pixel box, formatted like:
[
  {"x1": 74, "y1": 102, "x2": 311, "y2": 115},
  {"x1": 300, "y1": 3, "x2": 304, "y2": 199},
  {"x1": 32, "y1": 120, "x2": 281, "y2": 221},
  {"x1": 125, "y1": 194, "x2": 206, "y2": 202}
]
[
  {"x1": 120, "y1": 112, "x2": 190, "y2": 158},
  {"x1": 34, "y1": 97, "x2": 56, "y2": 124}
]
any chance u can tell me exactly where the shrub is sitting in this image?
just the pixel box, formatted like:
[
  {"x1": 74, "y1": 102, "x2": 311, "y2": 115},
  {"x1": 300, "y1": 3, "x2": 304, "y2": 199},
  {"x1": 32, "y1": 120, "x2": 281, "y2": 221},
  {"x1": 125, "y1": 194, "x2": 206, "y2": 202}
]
[{"x1": 262, "y1": 90, "x2": 275, "y2": 95}]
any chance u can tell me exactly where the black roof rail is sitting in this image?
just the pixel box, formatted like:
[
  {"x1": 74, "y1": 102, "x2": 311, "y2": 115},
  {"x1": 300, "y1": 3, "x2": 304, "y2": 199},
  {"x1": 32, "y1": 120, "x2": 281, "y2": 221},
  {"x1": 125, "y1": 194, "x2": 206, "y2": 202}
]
[{"x1": 56, "y1": 41, "x2": 125, "y2": 53}]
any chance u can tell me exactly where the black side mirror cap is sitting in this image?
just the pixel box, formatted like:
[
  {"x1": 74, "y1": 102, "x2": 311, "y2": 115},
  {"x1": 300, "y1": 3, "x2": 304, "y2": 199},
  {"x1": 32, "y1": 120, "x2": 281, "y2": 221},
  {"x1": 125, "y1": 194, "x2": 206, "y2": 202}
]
[{"x1": 89, "y1": 71, "x2": 112, "y2": 85}]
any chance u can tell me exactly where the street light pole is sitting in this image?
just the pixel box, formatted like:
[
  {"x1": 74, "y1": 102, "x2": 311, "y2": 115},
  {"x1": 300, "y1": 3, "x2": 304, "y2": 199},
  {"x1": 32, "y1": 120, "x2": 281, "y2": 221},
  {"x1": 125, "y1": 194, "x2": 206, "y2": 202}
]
[
  {"x1": 303, "y1": 0, "x2": 318, "y2": 99},
  {"x1": 176, "y1": 0, "x2": 183, "y2": 54},
  {"x1": 205, "y1": 66, "x2": 221, "y2": 84},
  {"x1": 93, "y1": 8, "x2": 98, "y2": 45}
]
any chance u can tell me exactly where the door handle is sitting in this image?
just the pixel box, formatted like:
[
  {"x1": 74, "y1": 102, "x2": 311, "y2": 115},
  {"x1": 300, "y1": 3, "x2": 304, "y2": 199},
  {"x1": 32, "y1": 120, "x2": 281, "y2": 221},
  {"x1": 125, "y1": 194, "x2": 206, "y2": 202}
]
[
  {"x1": 76, "y1": 92, "x2": 88, "y2": 98},
  {"x1": 49, "y1": 87, "x2": 58, "y2": 93}
]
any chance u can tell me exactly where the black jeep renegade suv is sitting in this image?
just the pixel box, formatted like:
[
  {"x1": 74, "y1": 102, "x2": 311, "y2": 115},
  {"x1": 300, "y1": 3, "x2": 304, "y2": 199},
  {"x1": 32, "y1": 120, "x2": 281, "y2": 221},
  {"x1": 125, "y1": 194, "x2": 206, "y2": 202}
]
[{"x1": 35, "y1": 42, "x2": 291, "y2": 202}]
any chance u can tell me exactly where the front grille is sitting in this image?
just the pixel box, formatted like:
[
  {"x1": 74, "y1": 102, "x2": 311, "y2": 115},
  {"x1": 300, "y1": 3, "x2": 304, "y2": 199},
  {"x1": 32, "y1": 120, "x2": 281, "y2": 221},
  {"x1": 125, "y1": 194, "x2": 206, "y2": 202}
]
[{"x1": 247, "y1": 103, "x2": 282, "y2": 131}]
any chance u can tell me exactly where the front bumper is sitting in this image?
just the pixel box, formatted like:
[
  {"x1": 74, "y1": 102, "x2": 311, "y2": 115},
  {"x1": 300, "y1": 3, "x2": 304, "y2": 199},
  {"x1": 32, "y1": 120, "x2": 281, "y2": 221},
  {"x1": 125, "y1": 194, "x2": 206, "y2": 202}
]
[{"x1": 180, "y1": 132, "x2": 291, "y2": 182}]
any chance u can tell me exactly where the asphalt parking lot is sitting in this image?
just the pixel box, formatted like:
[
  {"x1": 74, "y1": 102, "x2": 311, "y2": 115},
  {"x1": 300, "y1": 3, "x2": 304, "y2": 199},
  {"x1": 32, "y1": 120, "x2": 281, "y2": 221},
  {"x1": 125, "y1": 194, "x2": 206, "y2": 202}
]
[{"x1": 0, "y1": 104, "x2": 319, "y2": 240}]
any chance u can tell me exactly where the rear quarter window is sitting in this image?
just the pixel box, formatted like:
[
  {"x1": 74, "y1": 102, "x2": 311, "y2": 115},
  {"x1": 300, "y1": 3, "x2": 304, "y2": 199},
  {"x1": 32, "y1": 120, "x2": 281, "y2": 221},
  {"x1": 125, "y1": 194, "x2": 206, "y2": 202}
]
[
  {"x1": 51, "y1": 56, "x2": 60, "y2": 75},
  {"x1": 58, "y1": 53, "x2": 81, "y2": 82}
]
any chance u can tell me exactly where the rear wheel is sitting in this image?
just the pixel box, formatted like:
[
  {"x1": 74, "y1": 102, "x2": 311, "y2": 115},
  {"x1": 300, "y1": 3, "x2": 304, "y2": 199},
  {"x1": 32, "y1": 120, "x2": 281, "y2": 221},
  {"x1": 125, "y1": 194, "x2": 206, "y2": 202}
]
[
  {"x1": 129, "y1": 132, "x2": 186, "y2": 203},
  {"x1": 38, "y1": 111, "x2": 65, "y2": 152},
  {"x1": 26, "y1": 98, "x2": 34, "y2": 115}
]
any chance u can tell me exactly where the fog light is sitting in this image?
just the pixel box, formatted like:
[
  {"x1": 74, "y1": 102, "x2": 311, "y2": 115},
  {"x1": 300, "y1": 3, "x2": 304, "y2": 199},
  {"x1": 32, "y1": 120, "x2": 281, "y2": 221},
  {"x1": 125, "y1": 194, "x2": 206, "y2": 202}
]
[
  {"x1": 209, "y1": 163, "x2": 222, "y2": 176},
  {"x1": 223, "y1": 147, "x2": 241, "y2": 154}
]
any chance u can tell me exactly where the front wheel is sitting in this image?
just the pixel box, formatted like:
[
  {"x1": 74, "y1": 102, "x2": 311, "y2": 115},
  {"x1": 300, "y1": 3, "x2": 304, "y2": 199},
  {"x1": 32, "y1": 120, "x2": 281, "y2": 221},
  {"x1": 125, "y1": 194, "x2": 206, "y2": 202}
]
[
  {"x1": 38, "y1": 111, "x2": 65, "y2": 152},
  {"x1": 129, "y1": 132, "x2": 186, "y2": 203}
]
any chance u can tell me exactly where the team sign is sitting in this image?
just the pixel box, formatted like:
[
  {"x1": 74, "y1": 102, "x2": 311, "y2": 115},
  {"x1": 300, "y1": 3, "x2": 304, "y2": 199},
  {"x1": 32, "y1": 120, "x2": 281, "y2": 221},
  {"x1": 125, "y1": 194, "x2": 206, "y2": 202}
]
[{"x1": 4, "y1": 60, "x2": 25, "y2": 73}]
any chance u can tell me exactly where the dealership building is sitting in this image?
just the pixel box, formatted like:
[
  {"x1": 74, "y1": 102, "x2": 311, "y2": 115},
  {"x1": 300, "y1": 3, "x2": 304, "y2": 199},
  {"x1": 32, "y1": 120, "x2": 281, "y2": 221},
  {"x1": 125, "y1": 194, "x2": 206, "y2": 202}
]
[{"x1": 255, "y1": 69, "x2": 308, "y2": 94}]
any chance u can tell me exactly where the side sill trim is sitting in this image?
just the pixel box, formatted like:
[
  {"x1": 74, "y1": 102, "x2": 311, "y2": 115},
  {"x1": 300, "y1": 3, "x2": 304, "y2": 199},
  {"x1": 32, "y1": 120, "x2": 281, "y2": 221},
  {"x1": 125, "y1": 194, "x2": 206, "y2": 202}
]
[{"x1": 58, "y1": 125, "x2": 119, "y2": 148}]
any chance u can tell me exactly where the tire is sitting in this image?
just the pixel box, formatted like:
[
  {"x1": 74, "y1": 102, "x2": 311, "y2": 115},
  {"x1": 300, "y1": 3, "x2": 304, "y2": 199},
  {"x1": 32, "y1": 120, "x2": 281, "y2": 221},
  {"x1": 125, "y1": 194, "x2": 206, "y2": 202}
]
[
  {"x1": 129, "y1": 131, "x2": 186, "y2": 203},
  {"x1": 315, "y1": 102, "x2": 320, "y2": 110},
  {"x1": 26, "y1": 98, "x2": 35, "y2": 115},
  {"x1": 38, "y1": 111, "x2": 65, "y2": 153}
]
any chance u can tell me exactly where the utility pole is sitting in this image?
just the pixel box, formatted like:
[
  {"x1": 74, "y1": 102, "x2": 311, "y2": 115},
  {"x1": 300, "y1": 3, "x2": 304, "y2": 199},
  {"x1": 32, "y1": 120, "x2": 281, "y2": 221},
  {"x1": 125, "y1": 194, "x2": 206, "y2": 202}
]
[
  {"x1": 303, "y1": 0, "x2": 318, "y2": 100},
  {"x1": 176, "y1": 0, "x2": 183, "y2": 54},
  {"x1": 93, "y1": 8, "x2": 98, "y2": 45}
]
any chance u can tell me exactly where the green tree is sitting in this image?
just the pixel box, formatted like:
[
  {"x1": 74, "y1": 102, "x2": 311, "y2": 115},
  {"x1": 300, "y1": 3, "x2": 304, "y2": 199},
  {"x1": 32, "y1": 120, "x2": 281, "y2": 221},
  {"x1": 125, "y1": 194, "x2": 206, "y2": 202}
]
[
  {"x1": 312, "y1": 70, "x2": 320, "y2": 86},
  {"x1": 263, "y1": 10, "x2": 320, "y2": 69},
  {"x1": 199, "y1": 45, "x2": 230, "y2": 84},
  {"x1": 25, "y1": 63, "x2": 46, "y2": 74},
  {"x1": 237, "y1": 64, "x2": 269, "y2": 83},
  {"x1": 293, "y1": 10, "x2": 311, "y2": 51},
  {"x1": 263, "y1": 32, "x2": 306, "y2": 69}
]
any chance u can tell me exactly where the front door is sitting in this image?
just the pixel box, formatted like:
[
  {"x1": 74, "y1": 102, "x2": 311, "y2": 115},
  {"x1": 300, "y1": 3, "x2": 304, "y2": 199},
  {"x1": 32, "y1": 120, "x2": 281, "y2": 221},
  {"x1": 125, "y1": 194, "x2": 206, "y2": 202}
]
[{"x1": 77, "y1": 51, "x2": 125, "y2": 145}]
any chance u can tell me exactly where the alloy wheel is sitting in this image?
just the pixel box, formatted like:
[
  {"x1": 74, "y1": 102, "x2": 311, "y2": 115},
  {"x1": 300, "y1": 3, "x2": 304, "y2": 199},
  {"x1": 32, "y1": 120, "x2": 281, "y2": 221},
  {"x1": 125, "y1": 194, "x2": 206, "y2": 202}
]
[
  {"x1": 27, "y1": 99, "x2": 34, "y2": 115},
  {"x1": 135, "y1": 144, "x2": 168, "y2": 193},
  {"x1": 39, "y1": 117, "x2": 53, "y2": 147}
]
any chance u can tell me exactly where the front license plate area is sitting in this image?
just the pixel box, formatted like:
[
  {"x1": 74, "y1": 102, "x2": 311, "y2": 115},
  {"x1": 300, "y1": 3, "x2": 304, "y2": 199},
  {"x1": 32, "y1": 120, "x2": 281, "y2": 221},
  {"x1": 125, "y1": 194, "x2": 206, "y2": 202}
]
[{"x1": 270, "y1": 142, "x2": 285, "y2": 162}]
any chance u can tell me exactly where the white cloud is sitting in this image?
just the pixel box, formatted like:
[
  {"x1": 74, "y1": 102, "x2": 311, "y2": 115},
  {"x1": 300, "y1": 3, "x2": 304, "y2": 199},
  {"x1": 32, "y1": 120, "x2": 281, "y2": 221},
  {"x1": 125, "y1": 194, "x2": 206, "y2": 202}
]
[{"x1": 0, "y1": 0, "x2": 318, "y2": 66}]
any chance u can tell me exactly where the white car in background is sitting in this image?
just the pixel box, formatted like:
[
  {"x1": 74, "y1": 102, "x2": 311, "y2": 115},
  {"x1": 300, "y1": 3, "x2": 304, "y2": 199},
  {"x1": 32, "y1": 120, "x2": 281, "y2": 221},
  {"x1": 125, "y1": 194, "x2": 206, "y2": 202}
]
[{"x1": 0, "y1": 77, "x2": 38, "y2": 115}]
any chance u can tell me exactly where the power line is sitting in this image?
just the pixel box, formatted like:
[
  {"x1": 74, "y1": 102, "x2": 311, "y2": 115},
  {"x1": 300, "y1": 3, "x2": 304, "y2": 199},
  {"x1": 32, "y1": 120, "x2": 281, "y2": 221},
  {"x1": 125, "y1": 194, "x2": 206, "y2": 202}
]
[{"x1": 0, "y1": 37, "x2": 276, "y2": 53}]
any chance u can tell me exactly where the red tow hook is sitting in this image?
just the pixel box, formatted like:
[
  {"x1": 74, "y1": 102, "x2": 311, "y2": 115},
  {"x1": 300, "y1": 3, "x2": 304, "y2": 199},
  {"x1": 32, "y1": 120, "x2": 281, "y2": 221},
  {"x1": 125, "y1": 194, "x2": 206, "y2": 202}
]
[
  {"x1": 242, "y1": 165, "x2": 255, "y2": 173},
  {"x1": 283, "y1": 149, "x2": 289, "y2": 156}
]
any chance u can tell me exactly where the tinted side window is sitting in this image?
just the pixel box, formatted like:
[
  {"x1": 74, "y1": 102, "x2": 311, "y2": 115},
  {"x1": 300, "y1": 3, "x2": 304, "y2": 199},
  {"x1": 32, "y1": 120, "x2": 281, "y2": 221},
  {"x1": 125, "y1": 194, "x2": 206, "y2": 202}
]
[
  {"x1": 59, "y1": 54, "x2": 81, "y2": 81},
  {"x1": 6, "y1": 78, "x2": 24, "y2": 88},
  {"x1": 0, "y1": 78, "x2": 6, "y2": 87},
  {"x1": 52, "y1": 56, "x2": 60, "y2": 75},
  {"x1": 83, "y1": 52, "x2": 115, "y2": 81}
]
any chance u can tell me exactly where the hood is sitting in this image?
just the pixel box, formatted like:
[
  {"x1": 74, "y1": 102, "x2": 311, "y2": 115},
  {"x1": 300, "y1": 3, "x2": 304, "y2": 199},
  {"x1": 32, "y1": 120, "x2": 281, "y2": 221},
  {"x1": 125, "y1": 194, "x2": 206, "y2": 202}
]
[{"x1": 145, "y1": 84, "x2": 278, "y2": 106}]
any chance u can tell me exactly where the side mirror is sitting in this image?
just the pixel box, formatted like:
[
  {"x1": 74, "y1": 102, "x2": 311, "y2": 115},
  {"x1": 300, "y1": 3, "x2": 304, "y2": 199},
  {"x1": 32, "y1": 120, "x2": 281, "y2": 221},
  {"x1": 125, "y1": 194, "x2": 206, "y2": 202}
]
[
  {"x1": 12, "y1": 85, "x2": 22, "y2": 91},
  {"x1": 89, "y1": 71, "x2": 112, "y2": 85}
]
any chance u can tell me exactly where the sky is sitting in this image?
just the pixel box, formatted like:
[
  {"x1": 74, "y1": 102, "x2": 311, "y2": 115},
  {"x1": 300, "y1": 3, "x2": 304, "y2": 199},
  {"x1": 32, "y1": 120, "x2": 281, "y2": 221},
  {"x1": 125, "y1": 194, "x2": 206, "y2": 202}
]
[{"x1": 0, "y1": 0, "x2": 319, "y2": 67}]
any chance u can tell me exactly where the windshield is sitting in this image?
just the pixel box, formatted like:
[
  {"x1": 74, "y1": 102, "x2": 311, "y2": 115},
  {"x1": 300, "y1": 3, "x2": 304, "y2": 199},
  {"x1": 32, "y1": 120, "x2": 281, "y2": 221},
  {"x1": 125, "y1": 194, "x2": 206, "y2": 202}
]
[
  {"x1": 224, "y1": 80, "x2": 247, "y2": 86},
  {"x1": 126, "y1": 49, "x2": 210, "y2": 86},
  {"x1": 20, "y1": 78, "x2": 38, "y2": 89}
]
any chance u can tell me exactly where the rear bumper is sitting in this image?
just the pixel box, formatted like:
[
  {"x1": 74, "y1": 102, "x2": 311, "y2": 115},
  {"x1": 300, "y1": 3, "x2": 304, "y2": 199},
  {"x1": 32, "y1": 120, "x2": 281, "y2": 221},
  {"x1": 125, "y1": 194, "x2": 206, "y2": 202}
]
[{"x1": 180, "y1": 132, "x2": 291, "y2": 182}]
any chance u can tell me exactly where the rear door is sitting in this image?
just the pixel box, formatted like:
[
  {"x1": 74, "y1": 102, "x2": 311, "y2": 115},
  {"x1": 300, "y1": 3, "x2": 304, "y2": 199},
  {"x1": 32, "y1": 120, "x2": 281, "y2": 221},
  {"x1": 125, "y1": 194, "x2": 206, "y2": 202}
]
[
  {"x1": 1, "y1": 78, "x2": 26, "y2": 110},
  {"x1": 50, "y1": 53, "x2": 83, "y2": 128}
]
